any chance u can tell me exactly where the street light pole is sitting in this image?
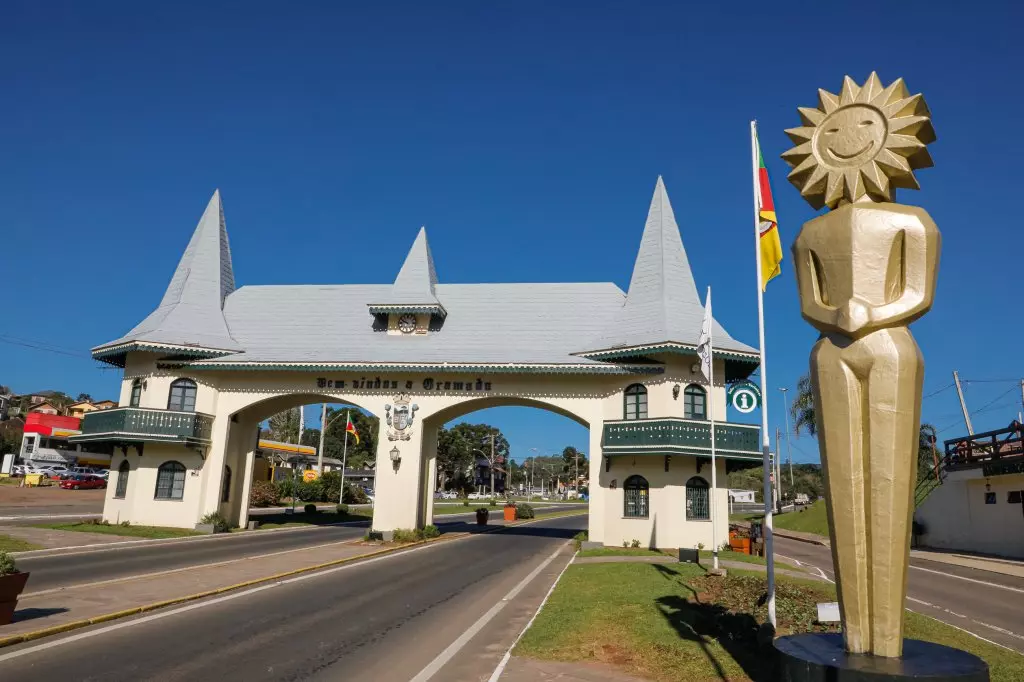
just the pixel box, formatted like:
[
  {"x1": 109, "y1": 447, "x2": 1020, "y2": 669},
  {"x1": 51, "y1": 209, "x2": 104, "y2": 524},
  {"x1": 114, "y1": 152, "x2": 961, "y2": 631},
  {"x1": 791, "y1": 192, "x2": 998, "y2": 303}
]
[
  {"x1": 489, "y1": 432, "x2": 496, "y2": 496},
  {"x1": 779, "y1": 387, "x2": 794, "y2": 487}
]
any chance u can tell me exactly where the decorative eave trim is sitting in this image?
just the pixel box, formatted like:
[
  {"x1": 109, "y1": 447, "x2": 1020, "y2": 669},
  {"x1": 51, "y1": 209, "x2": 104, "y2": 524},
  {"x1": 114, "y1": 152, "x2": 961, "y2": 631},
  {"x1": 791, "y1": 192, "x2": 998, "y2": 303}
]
[
  {"x1": 168, "y1": 360, "x2": 665, "y2": 376},
  {"x1": 576, "y1": 341, "x2": 760, "y2": 363},
  {"x1": 603, "y1": 447, "x2": 762, "y2": 462},
  {"x1": 68, "y1": 431, "x2": 212, "y2": 445},
  {"x1": 91, "y1": 341, "x2": 237, "y2": 367},
  {"x1": 367, "y1": 303, "x2": 448, "y2": 318}
]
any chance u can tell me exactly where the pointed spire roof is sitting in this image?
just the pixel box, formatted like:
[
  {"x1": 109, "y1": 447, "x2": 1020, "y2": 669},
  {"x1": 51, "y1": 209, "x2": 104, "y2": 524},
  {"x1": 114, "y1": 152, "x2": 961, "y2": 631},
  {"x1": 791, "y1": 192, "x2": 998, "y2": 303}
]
[
  {"x1": 368, "y1": 227, "x2": 446, "y2": 316},
  {"x1": 95, "y1": 191, "x2": 241, "y2": 353},
  {"x1": 579, "y1": 177, "x2": 756, "y2": 356}
]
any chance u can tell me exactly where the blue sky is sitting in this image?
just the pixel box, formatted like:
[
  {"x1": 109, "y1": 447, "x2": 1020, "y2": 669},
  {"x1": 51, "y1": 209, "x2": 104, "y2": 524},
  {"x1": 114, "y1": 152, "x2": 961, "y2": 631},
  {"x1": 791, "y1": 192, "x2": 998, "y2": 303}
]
[{"x1": 3, "y1": 2, "x2": 1023, "y2": 464}]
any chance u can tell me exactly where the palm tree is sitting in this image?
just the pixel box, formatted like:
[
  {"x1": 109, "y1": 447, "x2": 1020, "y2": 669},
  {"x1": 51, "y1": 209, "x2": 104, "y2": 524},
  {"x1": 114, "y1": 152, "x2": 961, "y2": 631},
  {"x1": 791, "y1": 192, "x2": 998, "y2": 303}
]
[
  {"x1": 789, "y1": 374, "x2": 940, "y2": 480},
  {"x1": 791, "y1": 375, "x2": 817, "y2": 436}
]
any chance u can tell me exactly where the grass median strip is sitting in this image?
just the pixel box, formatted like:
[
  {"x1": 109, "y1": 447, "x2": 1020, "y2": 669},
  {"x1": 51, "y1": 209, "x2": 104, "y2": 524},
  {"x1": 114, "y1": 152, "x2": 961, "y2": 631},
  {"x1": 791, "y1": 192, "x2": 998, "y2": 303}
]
[
  {"x1": 34, "y1": 522, "x2": 202, "y2": 539},
  {"x1": 0, "y1": 535, "x2": 41, "y2": 552},
  {"x1": 515, "y1": 561, "x2": 1024, "y2": 682}
]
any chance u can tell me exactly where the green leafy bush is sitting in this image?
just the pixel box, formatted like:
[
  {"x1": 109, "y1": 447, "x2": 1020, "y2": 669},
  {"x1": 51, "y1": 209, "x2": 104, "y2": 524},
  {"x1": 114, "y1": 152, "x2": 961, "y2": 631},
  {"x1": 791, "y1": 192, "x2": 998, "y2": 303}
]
[
  {"x1": 250, "y1": 480, "x2": 280, "y2": 507},
  {"x1": 275, "y1": 478, "x2": 295, "y2": 500},
  {"x1": 462, "y1": 499, "x2": 470, "y2": 507},
  {"x1": 199, "y1": 511, "x2": 231, "y2": 533},
  {"x1": 515, "y1": 503, "x2": 535, "y2": 519},
  {"x1": 320, "y1": 471, "x2": 342, "y2": 503},
  {"x1": 0, "y1": 551, "x2": 16, "y2": 576},
  {"x1": 342, "y1": 485, "x2": 369, "y2": 504},
  {"x1": 336, "y1": 503, "x2": 349, "y2": 515},
  {"x1": 489, "y1": 499, "x2": 497, "y2": 507},
  {"x1": 295, "y1": 480, "x2": 323, "y2": 502},
  {"x1": 304, "y1": 503, "x2": 318, "y2": 514},
  {"x1": 573, "y1": 530, "x2": 588, "y2": 551},
  {"x1": 420, "y1": 525, "x2": 440, "y2": 539},
  {"x1": 630, "y1": 539, "x2": 641, "y2": 548},
  {"x1": 391, "y1": 528, "x2": 420, "y2": 543},
  {"x1": 120, "y1": 521, "x2": 131, "y2": 527}
]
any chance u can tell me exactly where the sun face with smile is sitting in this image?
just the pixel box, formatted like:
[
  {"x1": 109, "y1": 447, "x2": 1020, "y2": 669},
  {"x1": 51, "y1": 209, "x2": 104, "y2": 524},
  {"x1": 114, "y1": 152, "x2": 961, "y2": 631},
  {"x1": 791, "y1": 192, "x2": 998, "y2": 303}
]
[{"x1": 782, "y1": 73, "x2": 936, "y2": 210}]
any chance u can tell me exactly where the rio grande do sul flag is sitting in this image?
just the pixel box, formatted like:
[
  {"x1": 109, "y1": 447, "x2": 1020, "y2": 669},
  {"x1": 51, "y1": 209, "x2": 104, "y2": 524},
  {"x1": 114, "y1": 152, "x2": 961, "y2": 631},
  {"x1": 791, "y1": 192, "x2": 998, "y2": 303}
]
[
  {"x1": 345, "y1": 412, "x2": 360, "y2": 445},
  {"x1": 756, "y1": 131, "x2": 783, "y2": 290}
]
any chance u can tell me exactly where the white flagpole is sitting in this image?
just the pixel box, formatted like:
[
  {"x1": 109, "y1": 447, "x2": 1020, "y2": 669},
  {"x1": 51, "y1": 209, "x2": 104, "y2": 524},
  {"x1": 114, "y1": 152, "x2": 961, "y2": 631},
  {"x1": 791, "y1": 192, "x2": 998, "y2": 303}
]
[
  {"x1": 707, "y1": 286, "x2": 719, "y2": 571},
  {"x1": 339, "y1": 409, "x2": 350, "y2": 504},
  {"x1": 751, "y1": 120, "x2": 776, "y2": 628}
]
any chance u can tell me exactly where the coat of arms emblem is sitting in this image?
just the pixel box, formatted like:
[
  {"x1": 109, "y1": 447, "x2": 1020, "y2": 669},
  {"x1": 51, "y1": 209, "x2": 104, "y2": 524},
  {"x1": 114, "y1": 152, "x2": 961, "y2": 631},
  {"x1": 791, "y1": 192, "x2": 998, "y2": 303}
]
[{"x1": 384, "y1": 394, "x2": 419, "y2": 441}]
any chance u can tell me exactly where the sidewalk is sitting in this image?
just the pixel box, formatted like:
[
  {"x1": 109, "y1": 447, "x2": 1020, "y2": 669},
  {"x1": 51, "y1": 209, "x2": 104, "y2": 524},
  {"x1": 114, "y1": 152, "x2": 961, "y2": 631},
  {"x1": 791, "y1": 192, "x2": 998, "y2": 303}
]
[
  {"x1": 1, "y1": 534, "x2": 459, "y2": 645},
  {"x1": 572, "y1": 554, "x2": 819, "y2": 581},
  {"x1": 911, "y1": 548, "x2": 1024, "y2": 578}
]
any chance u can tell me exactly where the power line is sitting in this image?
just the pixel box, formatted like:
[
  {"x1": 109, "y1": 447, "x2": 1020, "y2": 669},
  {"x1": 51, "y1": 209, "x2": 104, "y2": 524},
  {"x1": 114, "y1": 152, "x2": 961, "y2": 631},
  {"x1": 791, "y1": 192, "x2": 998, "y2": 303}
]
[
  {"x1": 0, "y1": 335, "x2": 92, "y2": 360},
  {"x1": 923, "y1": 383, "x2": 954, "y2": 400}
]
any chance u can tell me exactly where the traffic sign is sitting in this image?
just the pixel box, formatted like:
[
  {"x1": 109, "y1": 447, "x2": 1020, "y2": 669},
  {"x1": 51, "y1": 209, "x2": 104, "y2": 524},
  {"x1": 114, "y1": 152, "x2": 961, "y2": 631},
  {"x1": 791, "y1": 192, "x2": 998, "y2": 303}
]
[{"x1": 728, "y1": 381, "x2": 761, "y2": 414}]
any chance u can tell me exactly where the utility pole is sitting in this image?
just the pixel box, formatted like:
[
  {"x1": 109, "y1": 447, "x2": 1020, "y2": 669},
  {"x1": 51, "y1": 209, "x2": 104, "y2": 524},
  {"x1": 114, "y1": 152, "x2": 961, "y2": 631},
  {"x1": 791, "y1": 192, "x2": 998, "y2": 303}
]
[
  {"x1": 317, "y1": 403, "x2": 327, "y2": 473},
  {"x1": 775, "y1": 427, "x2": 783, "y2": 508},
  {"x1": 489, "y1": 432, "x2": 496, "y2": 497},
  {"x1": 953, "y1": 371, "x2": 973, "y2": 435},
  {"x1": 298, "y1": 405, "x2": 304, "y2": 446},
  {"x1": 779, "y1": 387, "x2": 794, "y2": 487},
  {"x1": 1019, "y1": 379, "x2": 1024, "y2": 424},
  {"x1": 574, "y1": 450, "x2": 580, "y2": 498}
]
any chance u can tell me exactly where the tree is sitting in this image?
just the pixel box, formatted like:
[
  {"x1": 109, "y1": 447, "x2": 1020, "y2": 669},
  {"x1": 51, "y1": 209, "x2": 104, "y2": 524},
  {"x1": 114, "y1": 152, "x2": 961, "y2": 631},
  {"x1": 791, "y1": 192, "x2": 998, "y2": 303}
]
[
  {"x1": 76, "y1": 393, "x2": 93, "y2": 403},
  {"x1": 560, "y1": 446, "x2": 588, "y2": 488},
  {"x1": 434, "y1": 423, "x2": 509, "y2": 492},
  {"x1": 321, "y1": 407, "x2": 378, "y2": 471},
  {"x1": 791, "y1": 375, "x2": 816, "y2": 437},
  {"x1": 267, "y1": 408, "x2": 301, "y2": 443}
]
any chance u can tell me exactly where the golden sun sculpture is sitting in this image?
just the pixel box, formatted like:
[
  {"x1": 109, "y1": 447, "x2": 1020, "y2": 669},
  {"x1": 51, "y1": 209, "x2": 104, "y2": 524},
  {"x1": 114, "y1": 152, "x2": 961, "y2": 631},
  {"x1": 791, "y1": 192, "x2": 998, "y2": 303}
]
[{"x1": 782, "y1": 72, "x2": 936, "y2": 210}]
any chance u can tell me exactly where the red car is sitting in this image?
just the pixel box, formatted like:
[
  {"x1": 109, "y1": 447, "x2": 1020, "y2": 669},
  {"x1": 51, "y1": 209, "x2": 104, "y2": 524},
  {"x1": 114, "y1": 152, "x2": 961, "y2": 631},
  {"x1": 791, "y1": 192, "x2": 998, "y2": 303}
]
[{"x1": 60, "y1": 475, "x2": 106, "y2": 490}]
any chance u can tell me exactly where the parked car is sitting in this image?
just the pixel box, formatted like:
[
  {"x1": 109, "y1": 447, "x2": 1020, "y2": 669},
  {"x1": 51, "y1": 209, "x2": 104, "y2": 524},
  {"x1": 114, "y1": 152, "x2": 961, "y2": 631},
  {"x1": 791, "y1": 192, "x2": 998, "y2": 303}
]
[
  {"x1": 59, "y1": 475, "x2": 106, "y2": 490},
  {"x1": 40, "y1": 466, "x2": 70, "y2": 479}
]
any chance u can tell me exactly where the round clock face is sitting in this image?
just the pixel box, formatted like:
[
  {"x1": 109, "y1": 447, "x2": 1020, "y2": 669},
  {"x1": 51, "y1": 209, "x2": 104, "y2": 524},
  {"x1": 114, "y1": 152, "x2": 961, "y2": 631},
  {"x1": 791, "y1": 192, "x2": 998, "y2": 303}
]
[{"x1": 398, "y1": 314, "x2": 417, "y2": 334}]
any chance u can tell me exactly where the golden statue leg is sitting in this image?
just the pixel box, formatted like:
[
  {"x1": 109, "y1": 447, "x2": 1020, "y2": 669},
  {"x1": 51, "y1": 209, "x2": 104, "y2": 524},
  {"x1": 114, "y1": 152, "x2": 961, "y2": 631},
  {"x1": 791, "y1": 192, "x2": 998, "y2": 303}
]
[
  {"x1": 810, "y1": 334, "x2": 871, "y2": 653},
  {"x1": 864, "y1": 327, "x2": 924, "y2": 657}
]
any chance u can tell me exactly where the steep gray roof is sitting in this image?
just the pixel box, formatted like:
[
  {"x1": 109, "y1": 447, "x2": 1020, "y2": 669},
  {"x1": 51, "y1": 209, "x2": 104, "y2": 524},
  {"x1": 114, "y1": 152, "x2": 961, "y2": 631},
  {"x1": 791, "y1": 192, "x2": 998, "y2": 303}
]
[
  {"x1": 387, "y1": 227, "x2": 441, "y2": 305},
  {"x1": 201, "y1": 282, "x2": 626, "y2": 366},
  {"x1": 579, "y1": 177, "x2": 756, "y2": 356},
  {"x1": 94, "y1": 191, "x2": 241, "y2": 353}
]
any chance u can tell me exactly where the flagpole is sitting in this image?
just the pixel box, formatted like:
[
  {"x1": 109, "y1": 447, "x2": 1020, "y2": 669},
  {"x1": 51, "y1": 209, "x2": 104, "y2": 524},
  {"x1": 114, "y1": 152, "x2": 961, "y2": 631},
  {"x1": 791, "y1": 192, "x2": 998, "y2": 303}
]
[
  {"x1": 751, "y1": 120, "x2": 777, "y2": 629},
  {"x1": 339, "y1": 409, "x2": 350, "y2": 505},
  {"x1": 707, "y1": 286, "x2": 719, "y2": 571}
]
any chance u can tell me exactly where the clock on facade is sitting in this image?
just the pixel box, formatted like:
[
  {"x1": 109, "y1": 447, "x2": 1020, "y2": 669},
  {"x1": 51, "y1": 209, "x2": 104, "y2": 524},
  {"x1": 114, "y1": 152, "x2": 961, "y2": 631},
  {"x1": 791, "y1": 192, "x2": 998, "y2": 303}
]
[{"x1": 397, "y1": 314, "x2": 417, "y2": 334}]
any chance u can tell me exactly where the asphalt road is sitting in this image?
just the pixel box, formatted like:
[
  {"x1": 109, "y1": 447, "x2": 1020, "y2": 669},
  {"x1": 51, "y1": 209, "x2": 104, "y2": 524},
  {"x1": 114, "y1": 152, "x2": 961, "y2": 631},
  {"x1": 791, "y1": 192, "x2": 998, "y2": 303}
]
[
  {"x1": 773, "y1": 536, "x2": 1024, "y2": 653},
  {"x1": 17, "y1": 505, "x2": 586, "y2": 595},
  {"x1": 1, "y1": 515, "x2": 586, "y2": 682}
]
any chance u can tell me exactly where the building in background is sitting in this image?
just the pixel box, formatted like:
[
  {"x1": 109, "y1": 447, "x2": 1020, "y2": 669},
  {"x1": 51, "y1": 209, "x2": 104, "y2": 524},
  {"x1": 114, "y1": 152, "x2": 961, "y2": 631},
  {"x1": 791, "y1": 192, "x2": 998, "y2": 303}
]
[{"x1": 20, "y1": 412, "x2": 112, "y2": 469}]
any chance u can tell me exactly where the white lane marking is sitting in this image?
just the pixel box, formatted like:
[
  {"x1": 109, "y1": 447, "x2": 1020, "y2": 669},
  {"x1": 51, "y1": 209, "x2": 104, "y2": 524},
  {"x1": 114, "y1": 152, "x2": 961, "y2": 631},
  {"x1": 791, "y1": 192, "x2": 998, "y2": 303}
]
[
  {"x1": 21, "y1": 537, "x2": 363, "y2": 598},
  {"x1": 0, "y1": 513, "x2": 101, "y2": 521},
  {"x1": 487, "y1": 550, "x2": 575, "y2": 682},
  {"x1": 798, "y1": 560, "x2": 1024, "y2": 654},
  {"x1": 0, "y1": 539, "x2": 446, "y2": 663},
  {"x1": 909, "y1": 564, "x2": 1024, "y2": 594},
  {"x1": 409, "y1": 545, "x2": 569, "y2": 682}
]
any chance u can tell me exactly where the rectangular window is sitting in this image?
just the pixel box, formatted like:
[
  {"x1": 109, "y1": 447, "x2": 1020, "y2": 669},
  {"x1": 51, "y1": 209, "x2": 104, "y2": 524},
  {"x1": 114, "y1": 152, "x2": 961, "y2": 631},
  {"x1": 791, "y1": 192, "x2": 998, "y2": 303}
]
[
  {"x1": 624, "y1": 489, "x2": 648, "y2": 518},
  {"x1": 1009, "y1": 491, "x2": 1023, "y2": 504},
  {"x1": 23, "y1": 436, "x2": 34, "y2": 454}
]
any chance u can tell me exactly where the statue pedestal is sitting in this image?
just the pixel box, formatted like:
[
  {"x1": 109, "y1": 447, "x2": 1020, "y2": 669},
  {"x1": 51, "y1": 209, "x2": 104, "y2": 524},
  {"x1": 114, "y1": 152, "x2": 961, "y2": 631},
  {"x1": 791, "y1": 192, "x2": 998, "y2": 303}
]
[{"x1": 775, "y1": 634, "x2": 989, "y2": 681}]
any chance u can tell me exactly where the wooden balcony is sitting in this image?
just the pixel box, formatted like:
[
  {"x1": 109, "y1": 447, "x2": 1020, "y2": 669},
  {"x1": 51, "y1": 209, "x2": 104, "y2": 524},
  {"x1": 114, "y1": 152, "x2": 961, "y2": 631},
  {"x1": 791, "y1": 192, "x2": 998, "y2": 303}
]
[
  {"x1": 602, "y1": 418, "x2": 760, "y2": 461},
  {"x1": 944, "y1": 424, "x2": 1024, "y2": 475},
  {"x1": 69, "y1": 407, "x2": 214, "y2": 447}
]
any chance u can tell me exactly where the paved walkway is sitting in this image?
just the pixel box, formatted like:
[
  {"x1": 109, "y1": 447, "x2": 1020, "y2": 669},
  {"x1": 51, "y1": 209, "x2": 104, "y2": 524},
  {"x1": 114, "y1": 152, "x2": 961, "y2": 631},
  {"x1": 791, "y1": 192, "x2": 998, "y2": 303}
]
[
  {"x1": 572, "y1": 554, "x2": 819, "y2": 581},
  {"x1": 2, "y1": 535, "x2": 457, "y2": 641},
  {"x1": 911, "y1": 548, "x2": 1024, "y2": 578}
]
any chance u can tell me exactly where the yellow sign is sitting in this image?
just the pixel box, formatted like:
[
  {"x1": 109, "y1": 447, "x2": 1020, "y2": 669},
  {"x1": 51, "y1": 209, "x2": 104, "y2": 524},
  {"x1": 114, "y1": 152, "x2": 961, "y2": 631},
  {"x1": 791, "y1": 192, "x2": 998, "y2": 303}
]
[{"x1": 302, "y1": 470, "x2": 319, "y2": 482}]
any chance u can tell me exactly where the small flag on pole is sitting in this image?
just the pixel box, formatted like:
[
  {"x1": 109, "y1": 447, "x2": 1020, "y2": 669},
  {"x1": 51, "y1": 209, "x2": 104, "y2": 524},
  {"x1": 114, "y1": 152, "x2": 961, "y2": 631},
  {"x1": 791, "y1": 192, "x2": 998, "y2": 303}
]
[
  {"x1": 755, "y1": 130, "x2": 783, "y2": 291},
  {"x1": 697, "y1": 289, "x2": 713, "y2": 384},
  {"x1": 345, "y1": 415, "x2": 360, "y2": 445}
]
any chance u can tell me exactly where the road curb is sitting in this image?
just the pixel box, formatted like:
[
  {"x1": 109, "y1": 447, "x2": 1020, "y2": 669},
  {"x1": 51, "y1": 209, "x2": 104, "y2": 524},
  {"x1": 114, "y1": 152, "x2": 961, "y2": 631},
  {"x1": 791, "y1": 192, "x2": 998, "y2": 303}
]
[
  {"x1": 0, "y1": 533, "x2": 461, "y2": 650},
  {"x1": 773, "y1": 530, "x2": 829, "y2": 547}
]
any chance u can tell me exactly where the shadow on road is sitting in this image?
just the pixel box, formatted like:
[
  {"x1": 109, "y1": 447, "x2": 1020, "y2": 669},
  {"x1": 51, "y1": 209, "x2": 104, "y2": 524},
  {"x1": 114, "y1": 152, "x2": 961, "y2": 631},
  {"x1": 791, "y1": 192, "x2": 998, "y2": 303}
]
[{"x1": 13, "y1": 607, "x2": 70, "y2": 623}]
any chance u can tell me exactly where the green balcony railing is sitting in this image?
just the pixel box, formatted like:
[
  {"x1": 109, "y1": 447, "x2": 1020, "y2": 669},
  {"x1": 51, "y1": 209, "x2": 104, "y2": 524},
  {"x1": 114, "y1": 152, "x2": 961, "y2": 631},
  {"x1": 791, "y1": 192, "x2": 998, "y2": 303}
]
[
  {"x1": 71, "y1": 407, "x2": 214, "y2": 445},
  {"x1": 603, "y1": 418, "x2": 760, "y2": 460}
]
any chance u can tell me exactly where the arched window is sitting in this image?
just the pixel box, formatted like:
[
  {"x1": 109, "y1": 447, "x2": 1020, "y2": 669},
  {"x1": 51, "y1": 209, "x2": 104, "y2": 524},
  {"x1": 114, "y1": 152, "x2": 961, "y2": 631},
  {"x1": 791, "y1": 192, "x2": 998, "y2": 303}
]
[
  {"x1": 623, "y1": 384, "x2": 648, "y2": 420},
  {"x1": 155, "y1": 461, "x2": 186, "y2": 500},
  {"x1": 686, "y1": 476, "x2": 710, "y2": 521},
  {"x1": 684, "y1": 385, "x2": 707, "y2": 420},
  {"x1": 623, "y1": 475, "x2": 649, "y2": 518},
  {"x1": 114, "y1": 460, "x2": 130, "y2": 499},
  {"x1": 221, "y1": 466, "x2": 232, "y2": 503},
  {"x1": 129, "y1": 379, "x2": 143, "y2": 407},
  {"x1": 168, "y1": 379, "x2": 197, "y2": 412}
]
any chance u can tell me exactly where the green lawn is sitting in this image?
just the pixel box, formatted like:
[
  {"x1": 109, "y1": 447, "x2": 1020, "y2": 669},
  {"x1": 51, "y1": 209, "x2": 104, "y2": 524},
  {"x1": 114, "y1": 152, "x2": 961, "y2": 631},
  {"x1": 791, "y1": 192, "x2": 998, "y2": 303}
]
[
  {"x1": 516, "y1": 562, "x2": 1023, "y2": 682},
  {"x1": 579, "y1": 547, "x2": 665, "y2": 558},
  {"x1": 0, "y1": 534, "x2": 42, "y2": 552},
  {"x1": 735, "y1": 501, "x2": 831, "y2": 539},
  {"x1": 37, "y1": 522, "x2": 201, "y2": 539}
]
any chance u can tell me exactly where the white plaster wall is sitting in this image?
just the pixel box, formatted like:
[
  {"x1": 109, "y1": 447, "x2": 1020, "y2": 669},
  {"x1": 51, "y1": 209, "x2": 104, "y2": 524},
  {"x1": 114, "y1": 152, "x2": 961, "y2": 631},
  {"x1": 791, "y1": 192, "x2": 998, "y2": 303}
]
[
  {"x1": 102, "y1": 443, "x2": 205, "y2": 528},
  {"x1": 599, "y1": 456, "x2": 728, "y2": 550},
  {"x1": 917, "y1": 469, "x2": 1024, "y2": 558}
]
